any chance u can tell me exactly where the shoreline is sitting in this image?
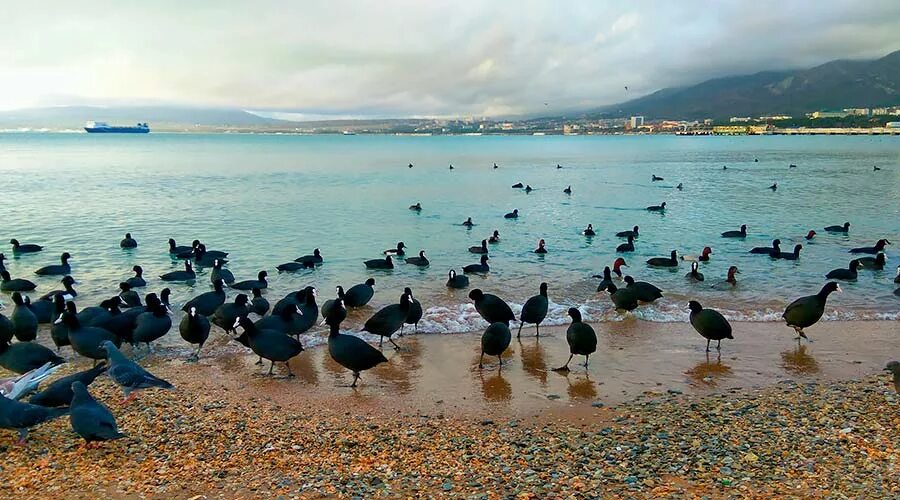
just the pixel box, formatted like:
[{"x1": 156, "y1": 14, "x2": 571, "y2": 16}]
[{"x1": 1, "y1": 320, "x2": 897, "y2": 497}]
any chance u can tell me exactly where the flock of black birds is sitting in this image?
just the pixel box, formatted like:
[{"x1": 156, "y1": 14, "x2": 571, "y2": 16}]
[{"x1": 0, "y1": 163, "x2": 897, "y2": 447}]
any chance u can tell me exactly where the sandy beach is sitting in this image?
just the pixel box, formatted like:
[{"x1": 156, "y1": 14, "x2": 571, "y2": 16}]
[{"x1": 2, "y1": 320, "x2": 897, "y2": 497}]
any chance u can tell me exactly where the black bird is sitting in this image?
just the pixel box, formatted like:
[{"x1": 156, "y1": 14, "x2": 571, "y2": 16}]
[
  {"x1": 616, "y1": 226, "x2": 639, "y2": 238},
  {"x1": 294, "y1": 248, "x2": 324, "y2": 266},
  {"x1": 688, "y1": 301, "x2": 733, "y2": 351},
  {"x1": 55, "y1": 305, "x2": 120, "y2": 363},
  {"x1": 133, "y1": 293, "x2": 171, "y2": 349},
  {"x1": 557, "y1": 164, "x2": 563, "y2": 169},
  {"x1": 408, "y1": 163, "x2": 413, "y2": 168},
  {"x1": 344, "y1": 279, "x2": 376, "y2": 307},
  {"x1": 293, "y1": 287, "x2": 319, "y2": 337},
  {"x1": 118, "y1": 282, "x2": 141, "y2": 308},
  {"x1": 825, "y1": 259, "x2": 862, "y2": 280},
  {"x1": 23, "y1": 295, "x2": 53, "y2": 324},
  {"x1": 493, "y1": 163, "x2": 499, "y2": 169},
  {"x1": 192, "y1": 241, "x2": 228, "y2": 260},
  {"x1": 362, "y1": 292, "x2": 411, "y2": 349},
  {"x1": 606, "y1": 283, "x2": 639, "y2": 311},
  {"x1": 534, "y1": 239, "x2": 547, "y2": 254},
  {"x1": 321, "y1": 290, "x2": 348, "y2": 328},
  {"x1": 0, "y1": 391, "x2": 67, "y2": 444},
  {"x1": 647, "y1": 250, "x2": 679, "y2": 267},
  {"x1": 468, "y1": 289, "x2": 515, "y2": 326},
  {"x1": 789, "y1": 164, "x2": 797, "y2": 168},
  {"x1": 48, "y1": 295, "x2": 69, "y2": 349},
  {"x1": 234, "y1": 316, "x2": 304, "y2": 376},
  {"x1": 401, "y1": 287, "x2": 423, "y2": 335},
  {"x1": 782, "y1": 282, "x2": 841, "y2": 341},
  {"x1": 857, "y1": 253, "x2": 886, "y2": 270},
  {"x1": 34, "y1": 252, "x2": 72, "y2": 276},
  {"x1": 276, "y1": 260, "x2": 314, "y2": 272},
  {"x1": 511, "y1": 182, "x2": 523, "y2": 188},
  {"x1": 488, "y1": 230, "x2": 501, "y2": 243},
  {"x1": 126, "y1": 265, "x2": 147, "y2": 288},
  {"x1": 231, "y1": 270, "x2": 268, "y2": 291},
  {"x1": 182, "y1": 279, "x2": 226, "y2": 316},
  {"x1": 676, "y1": 183, "x2": 683, "y2": 190},
  {"x1": 504, "y1": 209, "x2": 519, "y2": 219},
  {"x1": 29, "y1": 364, "x2": 107, "y2": 407},
  {"x1": 749, "y1": 239, "x2": 781, "y2": 256},
  {"x1": 383, "y1": 242, "x2": 406, "y2": 256},
  {"x1": 1, "y1": 271, "x2": 36, "y2": 292},
  {"x1": 651, "y1": 174, "x2": 663, "y2": 181},
  {"x1": 721, "y1": 224, "x2": 747, "y2": 238},
  {"x1": 409, "y1": 202, "x2": 422, "y2": 211},
  {"x1": 582, "y1": 224, "x2": 595, "y2": 236},
  {"x1": 212, "y1": 294, "x2": 251, "y2": 333},
  {"x1": 120, "y1": 233, "x2": 138, "y2": 248},
  {"x1": 463, "y1": 255, "x2": 490, "y2": 274},
  {"x1": 594, "y1": 267, "x2": 613, "y2": 292},
  {"x1": 255, "y1": 304, "x2": 304, "y2": 337},
  {"x1": 364, "y1": 255, "x2": 394, "y2": 269},
  {"x1": 167, "y1": 238, "x2": 192, "y2": 256},
  {"x1": 624, "y1": 276, "x2": 663, "y2": 302},
  {"x1": 0, "y1": 340, "x2": 65, "y2": 374},
  {"x1": 849, "y1": 239, "x2": 890, "y2": 254},
  {"x1": 775, "y1": 244, "x2": 802, "y2": 260},
  {"x1": 769, "y1": 182, "x2": 777, "y2": 191},
  {"x1": 38, "y1": 275, "x2": 77, "y2": 302},
  {"x1": 646, "y1": 202, "x2": 666, "y2": 212},
  {"x1": 160, "y1": 261, "x2": 195, "y2": 282},
  {"x1": 179, "y1": 306, "x2": 211, "y2": 360},
  {"x1": 479, "y1": 322, "x2": 511, "y2": 368},
  {"x1": 824, "y1": 222, "x2": 850, "y2": 233},
  {"x1": 405, "y1": 250, "x2": 429, "y2": 266},
  {"x1": 564, "y1": 185, "x2": 572, "y2": 194},
  {"x1": 0, "y1": 253, "x2": 5, "y2": 274},
  {"x1": 327, "y1": 305, "x2": 387, "y2": 387},
  {"x1": 449, "y1": 164, "x2": 454, "y2": 170},
  {"x1": 191, "y1": 245, "x2": 222, "y2": 267},
  {"x1": 462, "y1": 217, "x2": 475, "y2": 227},
  {"x1": 0, "y1": 308, "x2": 12, "y2": 345},
  {"x1": 616, "y1": 235, "x2": 635, "y2": 252},
  {"x1": 686, "y1": 262, "x2": 705, "y2": 282},
  {"x1": 101, "y1": 340, "x2": 174, "y2": 402},
  {"x1": 69, "y1": 381, "x2": 125, "y2": 445},
  {"x1": 554, "y1": 308, "x2": 596, "y2": 371},
  {"x1": 446, "y1": 269, "x2": 469, "y2": 289},
  {"x1": 10, "y1": 293, "x2": 38, "y2": 341},
  {"x1": 211, "y1": 259, "x2": 235, "y2": 284},
  {"x1": 251, "y1": 288, "x2": 270, "y2": 315},
  {"x1": 469, "y1": 240, "x2": 489, "y2": 254},
  {"x1": 518, "y1": 282, "x2": 549, "y2": 338},
  {"x1": 874, "y1": 165, "x2": 881, "y2": 171},
  {"x1": 10, "y1": 239, "x2": 43, "y2": 254}
]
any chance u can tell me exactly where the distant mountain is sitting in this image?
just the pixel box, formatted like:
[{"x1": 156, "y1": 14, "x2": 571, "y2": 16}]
[
  {"x1": 601, "y1": 50, "x2": 900, "y2": 120},
  {"x1": 0, "y1": 105, "x2": 292, "y2": 130}
]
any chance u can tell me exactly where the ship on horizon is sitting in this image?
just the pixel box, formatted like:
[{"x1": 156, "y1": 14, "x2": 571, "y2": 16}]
[{"x1": 84, "y1": 121, "x2": 150, "y2": 133}]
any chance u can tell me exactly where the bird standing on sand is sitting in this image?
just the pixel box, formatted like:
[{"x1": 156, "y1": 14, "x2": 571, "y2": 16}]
[
  {"x1": 518, "y1": 282, "x2": 549, "y2": 338},
  {"x1": 344, "y1": 278, "x2": 376, "y2": 307},
  {"x1": 479, "y1": 322, "x2": 511, "y2": 369},
  {"x1": 688, "y1": 301, "x2": 733, "y2": 351},
  {"x1": 101, "y1": 340, "x2": 174, "y2": 403},
  {"x1": 327, "y1": 301, "x2": 387, "y2": 388},
  {"x1": 362, "y1": 292, "x2": 411, "y2": 349},
  {"x1": 233, "y1": 316, "x2": 304, "y2": 376},
  {"x1": 179, "y1": 307, "x2": 211, "y2": 361},
  {"x1": 69, "y1": 381, "x2": 125, "y2": 446},
  {"x1": 0, "y1": 340, "x2": 65, "y2": 375},
  {"x1": 29, "y1": 364, "x2": 107, "y2": 407},
  {"x1": 554, "y1": 308, "x2": 597, "y2": 371},
  {"x1": 782, "y1": 282, "x2": 841, "y2": 342},
  {"x1": 401, "y1": 287, "x2": 423, "y2": 335},
  {"x1": 469, "y1": 289, "x2": 515, "y2": 326},
  {"x1": 0, "y1": 391, "x2": 68, "y2": 444}
]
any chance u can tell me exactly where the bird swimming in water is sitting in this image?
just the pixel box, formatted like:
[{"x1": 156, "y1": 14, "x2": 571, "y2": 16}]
[
  {"x1": 126, "y1": 265, "x2": 146, "y2": 288},
  {"x1": 849, "y1": 239, "x2": 890, "y2": 254},
  {"x1": 646, "y1": 202, "x2": 666, "y2": 212},
  {"x1": 488, "y1": 230, "x2": 500, "y2": 243},
  {"x1": 553, "y1": 308, "x2": 596, "y2": 371},
  {"x1": 805, "y1": 230, "x2": 817, "y2": 240},
  {"x1": 686, "y1": 261, "x2": 705, "y2": 282},
  {"x1": 616, "y1": 235, "x2": 634, "y2": 252},
  {"x1": 504, "y1": 209, "x2": 519, "y2": 219},
  {"x1": 874, "y1": 165, "x2": 881, "y2": 171},
  {"x1": 582, "y1": 224, "x2": 595, "y2": 236},
  {"x1": 606, "y1": 283, "x2": 639, "y2": 311},
  {"x1": 676, "y1": 183, "x2": 683, "y2": 190},
  {"x1": 469, "y1": 240, "x2": 488, "y2": 254},
  {"x1": 364, "y1": 255, "x2": 394, "y2": 269},
  {"x1": 383, "y1": 242, "x2": 406, "y2": 256},
  {"x1": 647, "y1": 250, "x2": 678, "y2": 267},
  {"x1": 408, "y1": 163, "x2": 413, "y2": 168},
  {"x1": 782, "y1": 282, "x2": 841, "y2": 341},
  {"x1": 857, "y1": 252, "x2": 886, "y2": 270},
  {"x1": 711, "y1": 266, "x2": 740, "y2": 290},
  {"x1": 462, "y1": 217, "x2": 475, "y2": 227},
  {"x1": 616, "y1": 226, "x2": 639, "y2": 238},
  {"x1": 557, "y1": 164, "x2": 563, "y2": 169},
  {"x1": 623, "y1": 276, "x2": 663, "y2": 302},
  {"x1": 405, "y1": 250, "x2": 429, "y2": 267},
  {"x1": 651, "y1": 175, "x2": 664, "y2": 181},
  {"x1": 721, "y1": 225, "x2": 747, "y2": 238},
  {"x1": 409, "y1": 202, "x2": 422, "y2": 212},
  {"x1": 824, "y1": 222, "x2": 850, "y2": 233},
  {"x1": 775, "y1": 244, "x2": 802, "y2": 260},
  {"x1": 446, "y1": 269, "x2": 469, "y2": 289},
  {"x1": 120, "y1": 233, "x2": 137, "y2": 248},
  {"x1": 688, "y1": 301, "x2": 733, "y2": 352},
  {"x1": 826, "y1": 259, "x2": 862, "y2": 280},
  {"x1": 749, "y1": 239, "x2": 781, "y2": 256},
  {"x1": 534, "y1": 239, "x2": 547, "y2": 254},
  {"x1": 769, "y1": 182, "x2": 777, "y2": 191},
  {"x1": 344, "y1": 278, "x2": 376, "y2": 308},
  {"x1": 0, "y1": 271, "x2": 36, "y2": 292},
  {"x1": 493, "y1": 163, "x2": 499, "y2": 169},
  {"x1": 563, "y1": 185, "x2": 572, "y2": 194},
  {"x1": 159, "y1": 261, "x2": 195, "y2": 282},
  {"x1": 231, "y1": 271, "x2": 269, "y2": 291},
  {"x1": 511, "y1": 182, "x2": 524, "y2": 188},
  {"x1": 789, "y1": 164, "x2": 797, "y2": 168},
  {"x1": 9, "y1": 239, "x2": 43, "y2": 254},
  {"x1": 294, "y1": 248, "x2": 324, "y2": 267},
  {"x1": 594, "y1": 267, "x2": 613, "y2": 292},
  {"x1": 449, "y1": 164, "x2": 454, "y2": 170},
  {"x1": 463, "y1": 255, "x2": 490, "y2": 274}
]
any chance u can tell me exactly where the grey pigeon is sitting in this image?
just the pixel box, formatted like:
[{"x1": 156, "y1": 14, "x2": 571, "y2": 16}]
[
  {"x1": 29, "y1": 363, "x2": 107, "y2": 407},
  {"x1": 0, "y1": 392, "x2": 67, "y2": 444},
  {"x1": 886, "y1": 361, "x2": 900, "y2": 394},
  {"x1": 101, "y1": 340, "x2": 174, "y2": 403},
  {"x1": 69, "y1": 381, "x2": 125, "y2": 445}
]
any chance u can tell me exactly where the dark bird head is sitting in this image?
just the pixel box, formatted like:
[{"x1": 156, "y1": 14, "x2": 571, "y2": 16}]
[
  {"x1": 842, "y1": 222, "x2": 851, "y2": 230},
  {"x1": 691, "y1": 261, "x2": 700, "y2": 273},
  {"x1": 876, "y1": 239, "x2": 891, "y2": 250},
  {"x1": 61, "y1": 252, "x2": 72, "y2": 262},
  {"x1": 492, "y1": 230, "x2": 499, "y2": 238},
  {"x1": 0, "y1": 270, "x2": 10, "y2": 281},
  {"x1": 132, "y1": 265, "x2": 143, "y2": 275},
  {"x1": 539, "y1": 282, "x2": 548, "y2": 295},
  {"x1": 11, "y1": 292, "x2": 24, "y2": 306},
  {"x1": 480, "y1": 255, "x2": 489, "y2": 264},
  {"x1": 213, "y1": 278, "x2": 224, "y2": 291},
  {"x1": 384, "y1": 255, "x2": 393, "y2": 264},
  {"x1": 607, "y1": 283, "x2": 618, "y2": 294},
  {"x1": 688, "y1": 300, "x2": 703, "y2": 313},
  {"x1": 820, "y1": 282, "x2": 842, "y2": 297},
  {"x1": 124, "y1": 232, "x2": 132, "y2": 239},
  {"x1": 365, "y1": 278, "x2": 376, "y2": 287},
  {"x1": 633, "y1": 225, "x2": 639, "y2": 234},
  {"x1": 192, "y1": 240, "x2": 202, "y2": 248},
  {"x1": 232, "y1": 315, "x2": 254, "y2": 333},
  {"x1": 448, "y1": 269, "x2": 456, "y2": 279},
  {"x1": 119, "y1": 282, "x2": 131, "y2": 292},
  {"x1": 875, "y1": 253, "x2": 886, "y2": 265},
  {"x1": 257, "y1": 270, "x2": 268, "y2": 281},
  {"x1": 773, "y1": 239, "x2": 781, "y2": 246},
  {"x1": 313, "y1": 248, "x2": 322, "y2": 257},
  {"x1": 252, "y1": 287, "x2": 263, "y2": 298},
  {"x1": 213, "y1": 259, "x2": 224, "y2": 269},
  {"x1": 727, "y1": 266, "x2": 740, "y2": 279},
  {"x1": 660, "y1": 202, "x2": 667, "y2": 208},
  {"x1": 234, "y1": 294, "x2": 250, "y2": 307},
  {"x1": 168, "y1": 238, "x2": 177, "y2": 247},
  {"x1": 670, "y1": 250, "x2": 677, "y2": 260},
  {"x1": 849, "y1": 259, "x2": 862, "y2": 270},
  {"x1": 61, "y1": 275, "x2": 76, "y2": 287},
  {"x1": 624, "y1": 275, "x2": 635, "y2": 285},
  {"x1": 567, "y1": 307, "x2": 583, "y2": 323},
  {"x1": 468, "y1": 289, "x2": 484, "y2": 301},
  {"x1": 586, "y1": 224, "x2": 593, "y2": 230},
  {"x1": 160, "y1": 288, "x2": 171, "y2": 306}
]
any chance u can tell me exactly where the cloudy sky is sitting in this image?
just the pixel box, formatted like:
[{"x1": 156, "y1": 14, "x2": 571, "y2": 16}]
[{"x1": 1, "y1": 0, "x2": 899, "y2": 118}]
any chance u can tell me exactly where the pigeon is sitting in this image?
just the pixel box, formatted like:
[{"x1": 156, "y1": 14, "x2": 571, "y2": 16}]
[
  {"x1": 29, "y1": 363, "x2": 108, "y2": 407},
  {"x1": 0, "y1": 362, "x2": 61, "y2": 401},
  {"x1": 100, "y1": 340, "x2": 174, "y2": 403},
  {"x1": 69, "y1": 381, "x2": 125, "y2": 446},
  {"x1": 0, "y1": 392, "x2": 68, "y2": 444}
]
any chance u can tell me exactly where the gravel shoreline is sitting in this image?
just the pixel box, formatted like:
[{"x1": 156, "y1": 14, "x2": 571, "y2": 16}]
[{"x1": 2, "y1": 356, "x2": 896, "y2": 498}]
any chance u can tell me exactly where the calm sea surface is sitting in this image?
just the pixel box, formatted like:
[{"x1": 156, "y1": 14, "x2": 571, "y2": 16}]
[{"x1": 1, "y1": 133, "x2": 897, "y2": 338}]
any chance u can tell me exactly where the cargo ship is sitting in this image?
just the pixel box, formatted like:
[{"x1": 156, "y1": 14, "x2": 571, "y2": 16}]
[{"x1": 84, "y1": 121, "x2": 150, "y2": 133}]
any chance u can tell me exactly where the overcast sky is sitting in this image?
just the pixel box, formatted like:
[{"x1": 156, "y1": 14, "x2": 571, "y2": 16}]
[{"x1": 1, "y1": 1, "x2": 899, "y2": 117}]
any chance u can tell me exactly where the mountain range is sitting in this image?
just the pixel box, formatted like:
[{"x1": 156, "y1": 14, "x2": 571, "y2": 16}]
[{"x1": 599, "y1": 50, "x2": 900, "y2": 120}]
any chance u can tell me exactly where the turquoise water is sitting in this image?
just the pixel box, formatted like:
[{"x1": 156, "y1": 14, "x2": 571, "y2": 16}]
[{"x1": 0, "y1": 133, "x2": 898, "y2": 339}]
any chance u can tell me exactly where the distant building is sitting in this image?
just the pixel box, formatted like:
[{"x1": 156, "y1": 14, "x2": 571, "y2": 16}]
[
  {"x1": 729, "y1": 116, "x2": 752, "y2": 123},
  {"x1": 703, "y1": 118, "x2": 714, "y2": 126},
  {"x1": 758, "y1": 115, "x2": 792, "y2": 121},
  {"x1": 810, "y1": 110, "x2": 848, "y2": 119},
  {"x1": 842, "y1": 108, "x2": 870, "y2": 116},
  {"x1": 887, "y1": 122, "x2": 900, "y2": 129},
  {"x1": 629, "y1": 116, "x2": 644, "y2": 128},
  {"x1": 712, "y1": 125, "x2": 749, "y2": 135}
]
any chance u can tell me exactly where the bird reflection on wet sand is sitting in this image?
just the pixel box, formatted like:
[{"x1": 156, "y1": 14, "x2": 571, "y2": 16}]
[
  {"x1": 685, "y1": 352, "x2": 733, "y2": 387},
  {"x1": 781, "y1": 345, "x2": 820, "y2": 375}
]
